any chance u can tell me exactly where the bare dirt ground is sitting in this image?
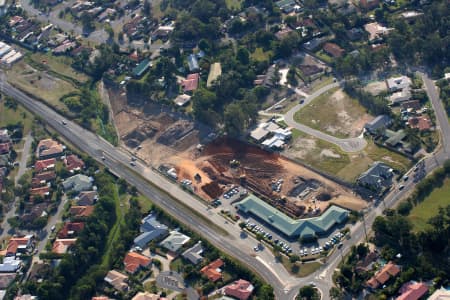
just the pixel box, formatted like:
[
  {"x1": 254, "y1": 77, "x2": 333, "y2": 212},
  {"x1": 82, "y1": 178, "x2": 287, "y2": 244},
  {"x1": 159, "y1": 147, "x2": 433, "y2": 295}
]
[{"x1": 364, "y1": 81, "x2": 387, "y2": 96}]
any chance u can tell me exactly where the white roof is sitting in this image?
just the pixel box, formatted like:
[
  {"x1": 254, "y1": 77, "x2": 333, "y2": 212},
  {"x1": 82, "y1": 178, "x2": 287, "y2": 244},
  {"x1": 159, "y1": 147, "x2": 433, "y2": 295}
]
[
  {"x1": 262, "y1": 136, "x2": 285, "y2": 148},
  {"x1": 250, "y1": 127, "x2": 269, "y2": 141}
]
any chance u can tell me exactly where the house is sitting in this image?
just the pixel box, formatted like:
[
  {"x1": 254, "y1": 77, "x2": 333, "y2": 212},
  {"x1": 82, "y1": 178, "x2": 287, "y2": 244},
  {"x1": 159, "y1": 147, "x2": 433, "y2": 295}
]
[
  {"x1": 36, "y1": 139, "x2": 64, "y2": 159},
  {"x1": 69, "y1": 205, "x2": 95, "y2": 218},
  {"x1": 62, "y1": 174, "x2": 93, "y2": 192},
  {"x1": 360, "y1": 0, "x2": 380, "y2": 10},
  {"x1": 0, "y1": 143, "x2": 9, "y2": 155},
  {"x1": 14, "y1": 295, "x2": 37, "y2": 300},
  {"x1": 207, "y1": 63, "x2": 222, "y2": 87},
  {"x1": 152, "y1": 25, "x2": 174, "y2": 40},
  {"x1": 428, "y1": 287, "x2": 450, "y2": 300},
  {"x1": 200, "y1": 258, "x2": 224, "y2": 282},
  {"x1": 366, "y1": 261, "x2": 400, "y2": 289},
  {"x1": 64, "y1": 154, "x2": 84, "y2": 172},
  {"x1": 159, "y1": 231, "x2": 190, "y2": 252},
  {"x1": 384, "y1": 129, "x2": 407, "y2": 148},
  {"x1": 52, "y1": 238, "x2": 77, "y2": 254},
  {"x1": 0, "y1": 257, "x2": 22, "y2": 273},
  {"x1": 5, "y1": 235, "x2": 33, "y2": 257},
  {"x1": 224, "y1": 279, "x2": 254, "y2": 300},
  {"x1": 357, "y1": 162, "x2": 393, "y2": 191},
  {"x1": 173, "y1": 94, "x2": 191, "y2": 107},
  {"x1": 364, "y1": 115, "x2": 392, "y2": 135},
  {"x1": 275, "y1": 0, "x2": 298, "y2": 13},
  {"x1": 356, "y1": 251, "x2": 379, "y2": 273},
  {"x1": 104, "y1": 270, "x2": 129, "y2": 291},
  {"x1": 0, "y1": 129, "x2": 9, "y2": 143},
  {"x1": 181, "y1": 73, "x2": 199, "y2": 92},
  {"x1": 34, "y1": 158, "x2": 56, "y2": 173},
  {"x1": 386, "y1": 76, "x2": 411, "y2": 92},
  {"x1": 390, "y1": 89, "x2": 412, "y2": 104},
  {"x1": 123, "y1": 252, "x2": 152, "y2": 274},
  {"x1": 401, "y1": 100, "x2": 421, "y2": 111},
  {"x1": 34, "y1": 171, "x2": 56, "y2": 184},
  {"x1": 323, "y1": 43, "x2": 345, "y2": 58},
  {"x1": 364, "y1": 22, "x2": 392, "y2": 41},
  {"x1": 182, "y1": 241, "x2": 203, "y2": 265},
  {"x1": 187, "y1": 54, "x2": 199, "y2": 72},
  {"x1": 75, "y1": 191, "x2": 98, "y2": 206},
  {"x1": 30, "y1": 186, "x2": 50, "y2": 198},
  {"x1": 134, "y1": 214, "x2": 169, "y2": 248},
  {"x1": 132, "y1": 292, "x2": 160, "y2": 300},
  {"x1": 250, "y1": 122, "x2": 280, "y2": 142},
  {"x1": 132, "y1": 58, "x2": 151, "y2": 78},
  {"x1": 0, "y1": 273, "x2": 16, "y2": 289},
  {"x1": 397, "y1": 282, "x2": 428, "y2": 300},
  {"x1": 408, "y1": 116, "x2": 432, "y2": 131},
  {"x1": 57, "y1": 222, "x2": 85, "y2": 238}
]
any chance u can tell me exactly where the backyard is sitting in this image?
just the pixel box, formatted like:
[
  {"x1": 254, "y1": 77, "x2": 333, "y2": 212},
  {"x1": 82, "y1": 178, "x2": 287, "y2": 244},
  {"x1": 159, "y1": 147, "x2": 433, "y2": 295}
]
[
  {"x1": 408, "y1": 178, "x2": 450, "y2": 232},
  {"x1": 294, "y1": 88, "x2": 373, "y2": 138}
]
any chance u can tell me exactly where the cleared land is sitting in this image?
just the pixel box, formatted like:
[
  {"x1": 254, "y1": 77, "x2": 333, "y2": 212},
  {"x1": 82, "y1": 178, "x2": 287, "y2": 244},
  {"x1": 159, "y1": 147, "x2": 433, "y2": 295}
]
[
  {"x1": 294, "y1": 88, "x2": 373, "y2": 138},
  {"x1": 0, "y1": 100, "x2": 34, "y2": 134},
  {"x1": 6, "y1": 61, "x2": 76, "y2": 112},
  {"x1": 408, "y1": 178, "x2": 450, "y2": 232},
  {"x1": 285, "y1": 131, "x2": 411, "y2": 182},
  {"x1": 27, "y1": 53, "x2": 89, "y2": 84}
]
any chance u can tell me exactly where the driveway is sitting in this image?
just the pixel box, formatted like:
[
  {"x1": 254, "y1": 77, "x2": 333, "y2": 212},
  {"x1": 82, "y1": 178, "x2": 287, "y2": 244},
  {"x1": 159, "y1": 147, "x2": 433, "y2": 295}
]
[{"x1": 281, "y1": 82, "x2": 367, "y2": 152}]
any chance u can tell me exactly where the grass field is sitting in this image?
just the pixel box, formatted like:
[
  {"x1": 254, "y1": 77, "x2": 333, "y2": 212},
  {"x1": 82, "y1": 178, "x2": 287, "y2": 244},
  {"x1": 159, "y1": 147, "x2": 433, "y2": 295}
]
[
  {"x1": 408, "y1": 178, "x2": 450, "y2": 232},
  {"x1": 27, "y1": 52, "x2": 89, "y2": 84},
  {"x1": 0, "y1": 100, "x2": 34, "y2": 134},
  {"x1": 225, "y1": 0, "x2": 243, "y2": 9},
  {"x1": 6, "y1": 61, "x2": 76, "y2": 112},
  {"x1": 286, "y1": 131, "x2": 412, "y2": 182},
  {"x1": 281, "y1": 255, "x2": 322, "y2": 277},
  {"x1": 251, "y1": 47, "x2": 272, "y2": 62},
  {"x1": 294, "y1": 88, "x2": 370, "y2": 138}
]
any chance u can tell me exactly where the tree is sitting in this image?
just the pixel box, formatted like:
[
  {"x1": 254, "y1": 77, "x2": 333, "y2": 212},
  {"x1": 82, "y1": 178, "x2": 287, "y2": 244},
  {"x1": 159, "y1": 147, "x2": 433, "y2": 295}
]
[
  {"x1": 297, "y1": 285, "x2": 319, "y2": 300},
  {"x1": 287, "y1": 66, "x2": 298, "y2": 86},
  {"x1": 237, "y1": 47, "x2": 250, "y2": 65},
  {"x1": 143, "y1": 0, "x2": 152, "y2": 17},
  {"x1": 80, "y1": 12, "x2": 94, "y2": 31},
  {"x1": 329, "y1": 287, "x2": 344, "y2": 300}
]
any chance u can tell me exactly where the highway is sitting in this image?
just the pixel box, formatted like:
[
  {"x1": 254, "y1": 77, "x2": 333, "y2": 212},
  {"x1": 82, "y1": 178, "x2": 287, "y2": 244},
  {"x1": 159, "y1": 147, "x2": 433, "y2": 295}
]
[{"x1": 1, "y1": 71, "x2": 449, "y2": 300}]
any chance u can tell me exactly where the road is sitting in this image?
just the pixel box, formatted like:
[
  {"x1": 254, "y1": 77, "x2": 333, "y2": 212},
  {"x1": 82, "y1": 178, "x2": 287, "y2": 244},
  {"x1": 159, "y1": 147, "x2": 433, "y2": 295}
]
[
  {"x1": 282, "y1": 82, "x2": 367, "y2": 152},
  {"x1": 0, "y1": 132, "x2": 33, "y2": 238},
  {"x1": 1, "y1": 71, "x2": 448, "y2": 300}
]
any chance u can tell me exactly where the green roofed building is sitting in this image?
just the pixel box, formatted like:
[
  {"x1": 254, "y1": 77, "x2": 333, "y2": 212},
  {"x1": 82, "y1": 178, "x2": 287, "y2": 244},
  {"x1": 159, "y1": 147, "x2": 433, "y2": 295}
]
[
  {"x1": 132, "y1": 58, "x2": 151, "y2": 78},
  {"x1": 236, "y1": 194, "x2": 348, "y2": 239}
]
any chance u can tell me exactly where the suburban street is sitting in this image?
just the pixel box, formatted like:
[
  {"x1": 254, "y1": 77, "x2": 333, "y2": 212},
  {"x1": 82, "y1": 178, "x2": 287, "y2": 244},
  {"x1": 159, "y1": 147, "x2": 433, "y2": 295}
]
[{"x1": 1, "y1": 70, "x2": 449, "y2": 299}]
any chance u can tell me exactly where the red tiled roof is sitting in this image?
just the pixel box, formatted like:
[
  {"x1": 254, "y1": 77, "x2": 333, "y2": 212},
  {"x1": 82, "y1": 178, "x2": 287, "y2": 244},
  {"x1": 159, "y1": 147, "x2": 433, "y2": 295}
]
[
  {"x1": 58, "y1": 222, "x2": 85, "y2": 239},
  {"x1": 69, "y1": 206, "x2": 95, "y2": 217},
  {"x1": 366, "y1": 261, "x2": 400, "y2": 289},
  {"x1": 408, "y1": 116, "x2": 432, "y2": 131},
  {"x1": 6, "y1": 236, "x2": 32, "y2": 255},
  {"x1": 30, "y1": 186, "x2": 50, "y2": 197},
  {"x1": 123, "y1": 252, "x2": 152, "y2": 274},
  {"x1": 34, "y1": 171, "x2": 56, "y2": 183},
  {"x1": 200, "y1": 258, "x2": 224, "y2": 282},
  {"x1": 397, "y1": 282, "x2": 428, "y2": 300},
  {"x1": 35, "y1": 158, "x2": 56, "y2": 173},
  {"x1": 64, "y1": 154, "x2": 85, "y2": 171},
  {"x1": 52, "y1": 238, "x2": 77, "y2": 254},
  {"x1": 181, "y1": 73, "x2": 199, "y2": 92},
  {"x1": 323, "y1": 42, "x2": 345, "y2": 58},
  {"x1": 37, "y1": 139, "x2": 63, "y2": 158},
  {"x1": 224, "y1": 279, "x2": 254, "y2": 300}
]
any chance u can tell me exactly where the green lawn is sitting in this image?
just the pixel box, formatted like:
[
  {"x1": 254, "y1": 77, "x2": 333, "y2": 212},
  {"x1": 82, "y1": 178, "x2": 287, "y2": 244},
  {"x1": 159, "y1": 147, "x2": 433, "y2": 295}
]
[
  {"x1": 280, "y1": 255, "x2": 322, "y2": 277},
  {"x1": 294, "y1": 88, "x2": 369, "y2": 138},
  {"x1": 251, "y1": 47, "x2": 272, "y2": 62},
  {"x1": 0, "y1": 100, "x2": 34, "y2": 134},
  {"x1": 310, "y1": 76, "x2": 334, "y2": 93},
  {"x1": 408, "y1": 178, "x2": 450, "y2": 232},
  {"x1": 225, "y1": 0, "x2": 243, "y2": 9}
]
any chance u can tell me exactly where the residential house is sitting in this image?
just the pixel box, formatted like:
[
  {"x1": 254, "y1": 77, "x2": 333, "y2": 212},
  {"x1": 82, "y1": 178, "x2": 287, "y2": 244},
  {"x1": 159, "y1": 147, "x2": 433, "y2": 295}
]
[
  {"x1": 132, "y1": 58, "x2": 151, "y2": 78},
  {"x1": 0, "y1": 129, "x2": 9, "y2": 143},
  {"x1": 159, "y1": 231, "x2": 190, "y2": 253},
  {"x1": 364, "y1": 115, "x2": 392, "y2": 135},
  {"x1": 428, "y1": 287, "x2": 450, "y2": 300},
  {"x1": 224, "y1": 279, "x2": 254, "y2": 300},
  {"x1": 104, "y1": 270, "x2": 129, "y2": 291},
  {"x1": 357, "y1": 162, "x2": 393, "y2": 191},
  {"x1": 356, "y1": 251, "x2": 379, "y2": 273},
  {"x1": 132, "y1": 292, "x2": 160, "y2": 300},
  {"x1": 397, "y1": 282, "x2": 428, "y2": 300},
  {"x1": 0, "y1": 273, "x2": 16, "y2": 289},
  {"x1": 364, "y1": 22, "x2": 392, "y2": 41},
  {"x1": 0, "y1": 257, "x2": 22, "y2": 273},
  {"x1": 408, "y1": 116, "x2": 432, "y2": 131},
  {"x1": 275, "y1": 0, "x2": 298, "y2": 13},
  {"x1": 323, "y1": 43, "x2": 345, "y2": 58},
  {"x1": 62, "y1": 174, "x2": 93, "y2": 193},
  {"x1": 75, "y1": 191, "x2": 98, "y2": 206},
  {"x1": 29, "y1": 186, "x2": 50, "y2": 198},
  {"x1": 151, "y1": 25, "x2": 174, "y2": 40},
  {"x1": 182, "y1": 241, "x2": 203, "y2": 265},
  {"x1": 64, "y1": 154, "x2": 84, "y2": 172},
  {"x1": 389, "y1": 89, "x2": 412, "y2": 104},
  {"x1": 173, "y1": 94, "x2": 191, "y2": 107},
  {"x1": 250, "y1": 122, "x2": 281, "y2": 142},
  {"x1": 52, "y1": 238, "x2": 77, "y2": 254},
  {"x1": 33, "y1": 171, "x2": 56, "y2": 186},
  {"x1": 57, "y1": 222, "x2": 85, "y2": 238},
  {"x1": 123, "y1": 252, "x2": 152, "y2": 274},
  {"x1": 386, "y1": 76, "x2": 411, "y2": 92},
  {"x1": 0, "y1": 143, "x2": 9, "y2": 155},
  {"x1": 187, "y1": 54, "x2": 199, "y2": 72},
  {"x1": 181, "y1": 73, "x2": 199, "y2": 93},
  {"x1": 360, "y1": 0, "x2": 380, "y2": 10},
  {"x1": 366, "y1": 261, "x2": 400, "y2": 289},
  {"x1": 5, "y1": 235, "x2": 33, "y2": 257},
  {"x1": 401, "y1": 100, "x2": 421, "y2": 111},
  {"x1": 207, "y1": 63, "x2": 222, "y2": 87},
  {"x1": 36, "y1": 139, "x2": 64, "y2": 159},
  {"x1": 200, "y1": 258, "x2": 224, "y2": 282},
  {"x1": 14, "y1": 295, "x2": 37, "y2": 300},
  {"x1": 384, "y1": 129, "x2": 407, "y2": 148},
  {"x1": 69, "y1": 205, "x2": 95, "y2": 218},
  {"x1": 134, "y1": 214, "x2": 168, "y2": 248},
  {"x1": 34, "y1": 158, "x2": 56, "y2": 173}
]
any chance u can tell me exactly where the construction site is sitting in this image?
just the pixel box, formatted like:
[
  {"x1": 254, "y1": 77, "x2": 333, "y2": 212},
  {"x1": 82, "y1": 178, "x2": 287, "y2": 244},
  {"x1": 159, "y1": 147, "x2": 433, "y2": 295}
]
[{"x1": 108, "y1": 88, "x2": 366, "y2": 220}]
